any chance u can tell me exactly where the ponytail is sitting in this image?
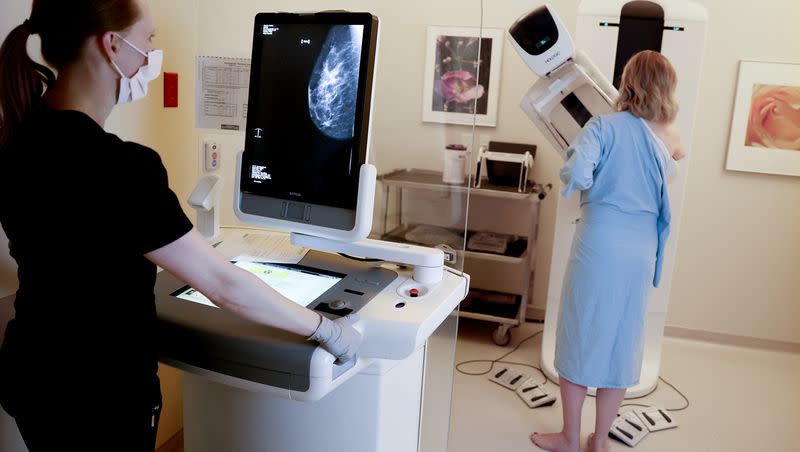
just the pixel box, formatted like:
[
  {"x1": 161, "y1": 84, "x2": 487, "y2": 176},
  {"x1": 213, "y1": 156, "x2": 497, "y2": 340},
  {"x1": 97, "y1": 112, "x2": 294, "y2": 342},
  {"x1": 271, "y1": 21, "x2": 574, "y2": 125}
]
[
  {"x1": 0, "y1": 0, "x2": 140, "y2": 151},
  {"x1": 0, "y1": 23, "x2": 55, "y2": 151}
]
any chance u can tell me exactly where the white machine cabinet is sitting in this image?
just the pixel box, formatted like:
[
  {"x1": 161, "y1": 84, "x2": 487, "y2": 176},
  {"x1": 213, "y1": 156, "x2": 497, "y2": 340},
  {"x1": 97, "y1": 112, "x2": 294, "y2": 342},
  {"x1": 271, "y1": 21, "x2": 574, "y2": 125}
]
[
  {"x1": 156, "y1": 227, "x2": 468, "y2": 452},
  {"x1": 377, "y1": 169, "x2": 547, "y2": 346}
]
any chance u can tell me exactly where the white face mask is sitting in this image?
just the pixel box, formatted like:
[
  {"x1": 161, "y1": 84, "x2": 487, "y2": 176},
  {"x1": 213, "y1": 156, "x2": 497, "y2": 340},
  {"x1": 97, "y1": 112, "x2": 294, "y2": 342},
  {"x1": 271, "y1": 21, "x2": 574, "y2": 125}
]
[{"x1": 110, "y1": 33, "x2": 162, "y2": 105}]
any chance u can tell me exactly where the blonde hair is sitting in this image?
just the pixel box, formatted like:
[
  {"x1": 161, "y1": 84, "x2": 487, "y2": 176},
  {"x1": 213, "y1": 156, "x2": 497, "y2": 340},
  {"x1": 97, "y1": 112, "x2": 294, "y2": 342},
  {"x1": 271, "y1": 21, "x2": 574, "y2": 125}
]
[{"x1": 614, "y1": 50, "x2": 678, "y2": 123}]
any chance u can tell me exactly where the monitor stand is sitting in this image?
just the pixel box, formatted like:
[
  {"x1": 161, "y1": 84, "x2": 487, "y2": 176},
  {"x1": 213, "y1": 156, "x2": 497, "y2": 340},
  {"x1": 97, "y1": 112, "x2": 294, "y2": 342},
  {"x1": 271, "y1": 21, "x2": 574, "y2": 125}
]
[{"x1": 291, "y1": 233, "x2": 445, "y2": 285}]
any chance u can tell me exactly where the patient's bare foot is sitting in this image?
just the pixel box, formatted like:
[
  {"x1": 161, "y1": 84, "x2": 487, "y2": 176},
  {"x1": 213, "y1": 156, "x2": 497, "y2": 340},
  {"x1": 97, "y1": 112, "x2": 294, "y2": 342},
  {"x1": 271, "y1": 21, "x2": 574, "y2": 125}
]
[
  {"x1": 529, "y1": 431, "x2": 578, "y2": 452},
  {"x1": 587, "y1": 433, "x2": 611, "y2": 452}
]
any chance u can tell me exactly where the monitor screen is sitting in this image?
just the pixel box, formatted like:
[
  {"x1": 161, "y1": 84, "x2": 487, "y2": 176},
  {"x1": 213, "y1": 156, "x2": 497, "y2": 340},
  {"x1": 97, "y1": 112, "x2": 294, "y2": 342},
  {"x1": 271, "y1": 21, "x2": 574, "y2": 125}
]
[
  {"x1": 172, "y1": 261, "x2": 344, "y2": 308},
  {"x1": 240, "y1": 13, "x2": 378, "y2": 218}
]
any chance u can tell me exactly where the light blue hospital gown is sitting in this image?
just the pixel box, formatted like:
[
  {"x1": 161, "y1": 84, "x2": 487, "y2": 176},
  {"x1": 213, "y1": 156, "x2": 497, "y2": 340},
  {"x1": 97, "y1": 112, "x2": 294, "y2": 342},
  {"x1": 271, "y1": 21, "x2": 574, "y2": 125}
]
[{"x1": 554, "y1": 111, "x2": 673, "y2": 389}]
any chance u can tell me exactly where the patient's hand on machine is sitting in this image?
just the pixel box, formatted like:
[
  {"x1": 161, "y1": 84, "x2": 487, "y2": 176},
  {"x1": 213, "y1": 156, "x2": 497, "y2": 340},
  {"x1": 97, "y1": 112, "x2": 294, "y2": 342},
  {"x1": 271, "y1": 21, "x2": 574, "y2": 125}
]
[
  {"x1": 648, "y1": 121, "x2": 686, "y2": 161},
  {"x1": 666, "y1": 124, "x2": 685, "y2": 161},
  {"x1": 308, "y1": 314, "x2": 362, "y2": 364}
]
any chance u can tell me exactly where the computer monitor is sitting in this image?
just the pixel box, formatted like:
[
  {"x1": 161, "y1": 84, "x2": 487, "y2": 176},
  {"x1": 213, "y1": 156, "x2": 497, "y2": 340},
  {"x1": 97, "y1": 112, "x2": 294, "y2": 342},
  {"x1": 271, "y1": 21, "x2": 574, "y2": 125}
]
[{"x1": 235, "y1": 12, "x2": 379, "y2": 241}]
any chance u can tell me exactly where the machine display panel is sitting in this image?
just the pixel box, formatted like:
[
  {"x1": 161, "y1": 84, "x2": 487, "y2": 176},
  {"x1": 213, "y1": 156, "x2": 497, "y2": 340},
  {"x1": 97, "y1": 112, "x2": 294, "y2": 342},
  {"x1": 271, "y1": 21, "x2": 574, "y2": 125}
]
[
  {"x1": 560, "y1": 92, "x2": 592, "y2": 127},
  {"x1": 240, "y1": 13, "x2": 377, "y2": 211},
  {"x1": 172, "y1": 261, "x2": 344, "y2": 308}
]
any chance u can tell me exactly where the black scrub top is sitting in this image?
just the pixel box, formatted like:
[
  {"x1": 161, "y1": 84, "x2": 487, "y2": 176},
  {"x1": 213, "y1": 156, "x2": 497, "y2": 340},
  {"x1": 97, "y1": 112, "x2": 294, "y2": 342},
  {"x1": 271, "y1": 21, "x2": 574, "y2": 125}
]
[{"x1": 0, "y1": 104, "x2": 193, "y2": 411}]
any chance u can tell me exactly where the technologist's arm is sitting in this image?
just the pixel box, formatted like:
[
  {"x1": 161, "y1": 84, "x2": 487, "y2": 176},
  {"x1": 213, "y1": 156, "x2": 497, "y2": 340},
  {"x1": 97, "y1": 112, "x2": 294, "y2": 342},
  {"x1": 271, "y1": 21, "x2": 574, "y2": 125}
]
[
  {"x1": 147, "y1": 229, "x2": 320, "y2": 334},
  {"x1": 145, "y1": 229, "x2": 361, "y2": 362}
]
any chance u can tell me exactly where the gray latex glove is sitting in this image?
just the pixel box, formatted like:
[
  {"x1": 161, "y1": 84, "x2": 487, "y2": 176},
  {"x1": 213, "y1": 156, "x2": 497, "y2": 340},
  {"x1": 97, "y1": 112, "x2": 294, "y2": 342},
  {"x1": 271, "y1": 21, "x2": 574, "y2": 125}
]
[{"x1": 308, "y1": 314, "x2": 362, "y2": 364}]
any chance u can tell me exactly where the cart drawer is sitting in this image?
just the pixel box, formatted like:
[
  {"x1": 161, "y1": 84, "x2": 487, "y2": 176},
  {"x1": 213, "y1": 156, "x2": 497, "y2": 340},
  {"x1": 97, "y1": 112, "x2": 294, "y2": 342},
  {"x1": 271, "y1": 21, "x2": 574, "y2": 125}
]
[{"x1": 463, "y1": 251, "x2": 530, "y2": 294}]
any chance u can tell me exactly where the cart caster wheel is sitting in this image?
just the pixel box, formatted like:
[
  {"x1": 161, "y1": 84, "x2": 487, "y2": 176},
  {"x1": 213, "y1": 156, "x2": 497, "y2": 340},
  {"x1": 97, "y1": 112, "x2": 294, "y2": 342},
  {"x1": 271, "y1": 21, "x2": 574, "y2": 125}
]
[{"x1": 492, "y1": 326, "x2": 512, "y2": 346}]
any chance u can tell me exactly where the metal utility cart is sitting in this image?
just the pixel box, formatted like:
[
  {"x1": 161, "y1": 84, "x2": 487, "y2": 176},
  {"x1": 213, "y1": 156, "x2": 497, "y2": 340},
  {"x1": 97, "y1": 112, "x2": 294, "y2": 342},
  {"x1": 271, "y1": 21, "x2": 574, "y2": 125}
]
[{"x1": 376, "y1": 169, "x2": 546, "y2": 345}]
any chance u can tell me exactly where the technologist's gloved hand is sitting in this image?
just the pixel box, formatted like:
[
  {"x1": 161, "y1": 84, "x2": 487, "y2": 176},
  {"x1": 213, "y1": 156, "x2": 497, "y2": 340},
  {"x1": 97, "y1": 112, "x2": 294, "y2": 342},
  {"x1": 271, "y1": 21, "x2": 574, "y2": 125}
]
[{"x1": 308, "y1": 313, "x2": 362, "y2": 364}]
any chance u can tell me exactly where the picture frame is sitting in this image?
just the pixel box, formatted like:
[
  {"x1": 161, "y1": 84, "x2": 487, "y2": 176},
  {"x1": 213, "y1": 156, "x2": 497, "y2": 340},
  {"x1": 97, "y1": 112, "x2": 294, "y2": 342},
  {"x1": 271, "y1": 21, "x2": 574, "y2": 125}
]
[
  {"x1": 725, "y1": 60, "x2": 800, "y2": 177},
  {"x1": 422, "y1": 26, "x2": 504, "y2": 127}
]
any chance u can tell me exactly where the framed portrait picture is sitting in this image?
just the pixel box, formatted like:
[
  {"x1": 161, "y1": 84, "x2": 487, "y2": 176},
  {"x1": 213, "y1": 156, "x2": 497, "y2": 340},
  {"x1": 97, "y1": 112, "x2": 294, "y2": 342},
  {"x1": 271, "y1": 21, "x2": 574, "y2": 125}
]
[
  {"x1": 422, "y1": 26, "x2": 504, "y2": 127},
  {"x1": 726, "y1": 60, "x2": 800, "y2": 177}
]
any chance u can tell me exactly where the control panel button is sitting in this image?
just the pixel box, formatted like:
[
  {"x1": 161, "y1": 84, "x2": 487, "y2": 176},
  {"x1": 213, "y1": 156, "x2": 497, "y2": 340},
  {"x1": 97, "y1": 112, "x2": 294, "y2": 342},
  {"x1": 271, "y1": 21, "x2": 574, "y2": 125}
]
[
  {"x1": 328, "y1": 300, "x2": 347, "y2": 310},
  {"x1": 204, "y1": 141, "x2": 220, "y2": 171}
]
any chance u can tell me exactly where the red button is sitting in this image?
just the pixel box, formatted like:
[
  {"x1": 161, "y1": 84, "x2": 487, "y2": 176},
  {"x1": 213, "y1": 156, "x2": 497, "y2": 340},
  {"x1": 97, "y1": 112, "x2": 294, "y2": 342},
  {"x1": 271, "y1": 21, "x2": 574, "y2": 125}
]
[{"x1": 409, "y1": 288, "x2": 419, "y2": 297}]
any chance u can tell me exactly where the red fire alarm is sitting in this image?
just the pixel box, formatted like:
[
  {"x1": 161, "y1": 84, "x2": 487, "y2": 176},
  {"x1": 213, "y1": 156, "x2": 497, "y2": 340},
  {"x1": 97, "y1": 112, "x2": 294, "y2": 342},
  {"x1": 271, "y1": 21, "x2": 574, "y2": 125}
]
[{"x1": 163, "y1": 72, "x2": 178, "y2": 108}]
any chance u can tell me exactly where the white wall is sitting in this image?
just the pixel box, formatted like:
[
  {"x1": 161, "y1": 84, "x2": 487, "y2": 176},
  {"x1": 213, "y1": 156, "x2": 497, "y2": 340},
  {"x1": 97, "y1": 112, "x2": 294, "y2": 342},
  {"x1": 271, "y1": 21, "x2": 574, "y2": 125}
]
[
  {"x1": 185, "y1": 0, "x2": 800, "y2": 344},
  {"x1": 666, "y1": 0, "x2": 800, "y2": 343},
  {"x1": 1, "y1": 2, "x2": 798, "y2": 447},
  {"x1": 190, "y1": 0, "x2": 562, "y2": 312},
  {"x1": 0, "y1": 0, "x2": 797, "y2": 449},
  {"x1": 483, "y1": 0, "x2": 800, "y2": 343}
]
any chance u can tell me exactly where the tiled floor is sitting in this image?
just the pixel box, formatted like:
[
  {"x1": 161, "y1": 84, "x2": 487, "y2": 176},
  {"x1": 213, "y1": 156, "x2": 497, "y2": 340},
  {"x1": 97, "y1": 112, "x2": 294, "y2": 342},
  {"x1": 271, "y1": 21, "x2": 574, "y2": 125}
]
[{"x1": 446, "y1": 318, "x2": 800, "y2": 452}]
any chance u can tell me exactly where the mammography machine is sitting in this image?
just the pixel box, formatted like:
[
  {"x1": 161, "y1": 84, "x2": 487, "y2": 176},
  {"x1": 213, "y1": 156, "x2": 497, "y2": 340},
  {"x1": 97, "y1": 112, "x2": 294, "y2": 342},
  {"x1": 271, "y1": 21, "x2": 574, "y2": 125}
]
[
  {"x1": 509, "y1": 1, "x2": 707, "y2": 396},
  {"x1": 158, "y1": 11, "x2": 469, "y2": 452}
]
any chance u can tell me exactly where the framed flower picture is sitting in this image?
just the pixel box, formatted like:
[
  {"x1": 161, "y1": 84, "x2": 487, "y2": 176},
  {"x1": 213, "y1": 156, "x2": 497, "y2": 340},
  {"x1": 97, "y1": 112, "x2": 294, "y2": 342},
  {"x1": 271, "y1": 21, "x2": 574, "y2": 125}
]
[
  {"x1": 726, "y1": 60, "x2": 800, "y2": 177},
  {"x1": 422, "y1": 26, "x2": 504, "y2": 127}
]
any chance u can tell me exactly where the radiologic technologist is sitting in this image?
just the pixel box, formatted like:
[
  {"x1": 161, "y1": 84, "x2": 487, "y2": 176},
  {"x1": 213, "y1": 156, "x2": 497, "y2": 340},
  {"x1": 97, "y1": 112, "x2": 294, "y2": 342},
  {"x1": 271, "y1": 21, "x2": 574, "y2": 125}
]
[{"x1": 0, "y1": 0, "x2": 360, "y2": 450}]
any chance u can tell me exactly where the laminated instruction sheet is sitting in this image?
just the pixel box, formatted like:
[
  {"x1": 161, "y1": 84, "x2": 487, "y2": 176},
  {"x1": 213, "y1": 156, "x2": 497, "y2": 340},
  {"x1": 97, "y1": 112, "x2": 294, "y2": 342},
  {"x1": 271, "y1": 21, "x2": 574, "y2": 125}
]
[{"x1": 196, "y1": 56, "x2": 251, "y2": 130}]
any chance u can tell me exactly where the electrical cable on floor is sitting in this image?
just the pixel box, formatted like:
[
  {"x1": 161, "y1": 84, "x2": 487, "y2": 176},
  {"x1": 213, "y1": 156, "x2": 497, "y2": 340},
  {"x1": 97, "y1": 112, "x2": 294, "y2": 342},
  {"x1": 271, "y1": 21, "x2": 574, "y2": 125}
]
[
  {"x1": 455, "y1": 329, "x2": 550, "y2": 386},
  {"x1": 454, "y1": 327, "x2": 691, "y2": 413},
  {"x1": 617, "y1": 376, "x2": 690, "y2": 413}
]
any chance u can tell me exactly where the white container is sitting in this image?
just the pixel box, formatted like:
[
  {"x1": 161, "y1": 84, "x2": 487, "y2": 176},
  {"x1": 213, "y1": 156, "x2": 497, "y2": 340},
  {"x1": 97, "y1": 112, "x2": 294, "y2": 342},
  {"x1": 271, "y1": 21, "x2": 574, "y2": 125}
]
[{"x1": 443, "y1": 144, "x2": 467, "y2": 184}]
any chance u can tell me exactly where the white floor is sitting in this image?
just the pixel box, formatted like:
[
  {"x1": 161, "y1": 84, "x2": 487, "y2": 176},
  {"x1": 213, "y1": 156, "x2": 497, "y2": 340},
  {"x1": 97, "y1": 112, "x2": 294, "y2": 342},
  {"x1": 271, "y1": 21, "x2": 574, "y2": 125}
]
[{"x1": 445, "y1": 318, "x2": 800, "y2": 452}]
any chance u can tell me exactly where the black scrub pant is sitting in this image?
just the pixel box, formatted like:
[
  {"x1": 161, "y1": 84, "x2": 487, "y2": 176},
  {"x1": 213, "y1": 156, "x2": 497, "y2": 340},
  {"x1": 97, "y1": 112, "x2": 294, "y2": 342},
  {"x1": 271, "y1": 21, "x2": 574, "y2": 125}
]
[
  {"x1": 3, "y1": 381, "x2": 161, "y2": 452},
  {"x1": 4, "y1": 387, "x2": 161, "y2": 452}
]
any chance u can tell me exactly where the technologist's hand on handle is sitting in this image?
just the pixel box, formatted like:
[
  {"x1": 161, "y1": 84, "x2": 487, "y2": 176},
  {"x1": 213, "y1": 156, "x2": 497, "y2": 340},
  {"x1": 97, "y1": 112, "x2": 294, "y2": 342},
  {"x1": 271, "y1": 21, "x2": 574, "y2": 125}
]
[{"x1": 308, "y1": 313, "x2": 362, "y2": 364}]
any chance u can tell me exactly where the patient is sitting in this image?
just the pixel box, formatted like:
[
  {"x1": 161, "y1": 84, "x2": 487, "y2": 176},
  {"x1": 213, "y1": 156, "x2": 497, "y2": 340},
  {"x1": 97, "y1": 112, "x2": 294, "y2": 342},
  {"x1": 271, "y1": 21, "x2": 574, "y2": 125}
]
[{"x1": 530, "y1": 50, "x2": 684, "y2": 452}]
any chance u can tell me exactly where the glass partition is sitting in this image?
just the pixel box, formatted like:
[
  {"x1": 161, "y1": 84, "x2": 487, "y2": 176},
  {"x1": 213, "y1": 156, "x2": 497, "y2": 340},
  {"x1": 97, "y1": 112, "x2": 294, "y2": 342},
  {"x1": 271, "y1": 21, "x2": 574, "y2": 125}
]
[
  {"x1": 135, "y1": 0, "x2": 559, "y2": 447},
  {"x1": 156, "y1": 1, "x2": 489, "y2": 451}
]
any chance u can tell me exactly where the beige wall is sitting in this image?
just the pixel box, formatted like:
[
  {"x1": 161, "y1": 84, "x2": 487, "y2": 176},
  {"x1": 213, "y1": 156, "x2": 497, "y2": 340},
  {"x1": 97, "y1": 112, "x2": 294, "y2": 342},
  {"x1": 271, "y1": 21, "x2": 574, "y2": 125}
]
[
  {"x1": 0, "y1": 1, "x2": 798, "y2": 446},
  {"x1": 666, "y1": 0, "x2": 800, "y2": 343},
  {"x1": 465, "y1": 1, "x2": 799, "y2": 344},
  {"x1": 186, "y1": 0, "x2": 563, "y2": 314},
  {"x1": 436, "y1": 0, "x2": 800, "y2": 344},
  {"x1": 0, "y1": 0, "x2": 796, "y2": 449}
]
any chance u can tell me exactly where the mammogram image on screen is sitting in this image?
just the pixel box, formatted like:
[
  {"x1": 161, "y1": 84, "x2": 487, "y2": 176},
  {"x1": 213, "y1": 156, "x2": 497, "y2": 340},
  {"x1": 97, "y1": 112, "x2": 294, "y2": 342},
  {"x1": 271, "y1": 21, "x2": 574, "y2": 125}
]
[
  {"x1": 244, "y1": 22, "x2": 368, "y2": 209},
  {"x1": 308, "y1": 25, "x2": 363, "y2": 140}
]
